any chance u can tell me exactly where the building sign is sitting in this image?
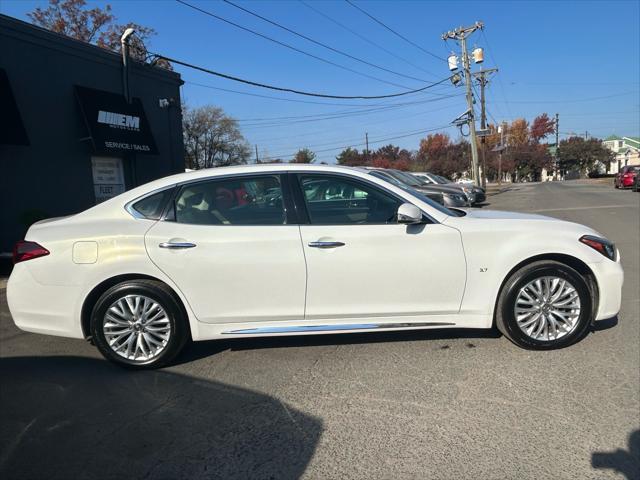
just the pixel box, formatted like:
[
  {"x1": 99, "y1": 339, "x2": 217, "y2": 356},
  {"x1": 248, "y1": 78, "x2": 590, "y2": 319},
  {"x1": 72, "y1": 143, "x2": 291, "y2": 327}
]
[
  {"x1": 75, "y1": 86, "x2": 158, "y2": 155},
  {"x1": 0, "y1": 69, "x2": 30, "y2": 146},
  {"x1": 92, "y1": 156, "x2": 126, "y2": 203}
]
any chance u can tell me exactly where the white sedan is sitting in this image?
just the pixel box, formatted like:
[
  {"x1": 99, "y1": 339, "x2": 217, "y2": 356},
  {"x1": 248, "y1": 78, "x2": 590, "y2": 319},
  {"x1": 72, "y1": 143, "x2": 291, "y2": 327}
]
[{"x1": 8, "y1": 165, "x2": 623, "y2": 368}]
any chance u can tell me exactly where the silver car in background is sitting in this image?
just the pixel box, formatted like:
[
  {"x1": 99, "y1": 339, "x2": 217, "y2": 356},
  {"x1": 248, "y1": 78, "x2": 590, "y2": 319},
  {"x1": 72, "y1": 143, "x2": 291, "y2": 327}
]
[
  {"x1": 414, "y1": 172, "x2": 486, "y2": 205},
  {"x1": 361, "y1": 168, "x2": 468, "y2": 208},
  {"x1": 372, "y1": 169, "x2": 469, "y2": 207}
]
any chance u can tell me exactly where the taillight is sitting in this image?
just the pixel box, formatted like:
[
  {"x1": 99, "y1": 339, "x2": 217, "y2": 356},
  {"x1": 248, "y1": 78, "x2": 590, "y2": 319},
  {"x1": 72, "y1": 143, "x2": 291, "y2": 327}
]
[
  {"x1": 579, "y1": 235, "x2": 616, "y2": 261},
  {"x1": 13, "y1": 241, "x2": 50, "y2": 264}
]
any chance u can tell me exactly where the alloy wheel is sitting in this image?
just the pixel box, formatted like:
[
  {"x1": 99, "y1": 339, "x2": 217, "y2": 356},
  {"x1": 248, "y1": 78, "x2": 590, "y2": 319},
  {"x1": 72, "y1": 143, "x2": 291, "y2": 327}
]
[
  {"x1": 514, "y1": 276, "x2": 581, "y2": 341},
  {"x1": 103, "y1": 294, "x2": 172, "y2": 362}
]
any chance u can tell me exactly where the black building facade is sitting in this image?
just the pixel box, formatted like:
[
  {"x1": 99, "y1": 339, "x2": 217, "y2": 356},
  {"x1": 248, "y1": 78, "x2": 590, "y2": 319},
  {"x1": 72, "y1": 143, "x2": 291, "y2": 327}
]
[{"x1": 0, "y1": 14, "x2": 184, "y2": 255}]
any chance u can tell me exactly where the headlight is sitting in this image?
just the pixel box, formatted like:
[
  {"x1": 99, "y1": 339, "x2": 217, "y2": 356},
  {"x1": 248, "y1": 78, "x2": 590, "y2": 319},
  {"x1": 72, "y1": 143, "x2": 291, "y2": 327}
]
[{"x1": 579, "y1": 235, "x2": 616, "y2": 261}]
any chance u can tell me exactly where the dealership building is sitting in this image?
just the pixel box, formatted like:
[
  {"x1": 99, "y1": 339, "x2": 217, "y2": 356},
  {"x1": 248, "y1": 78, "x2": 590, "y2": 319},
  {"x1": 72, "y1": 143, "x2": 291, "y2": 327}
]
[{"x1": 0, "y1": 14, "x2": 184, "y2": 258}]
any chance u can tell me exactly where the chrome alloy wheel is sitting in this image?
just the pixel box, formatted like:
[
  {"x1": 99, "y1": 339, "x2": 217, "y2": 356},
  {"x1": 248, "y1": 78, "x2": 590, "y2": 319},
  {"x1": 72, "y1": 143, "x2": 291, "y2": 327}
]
[
  {"x1": 103, "y1": 295, "x2": 172, "y2": 362},
  {"x1": 514, "y1": 276, "x2": 581, "y2": 341}
]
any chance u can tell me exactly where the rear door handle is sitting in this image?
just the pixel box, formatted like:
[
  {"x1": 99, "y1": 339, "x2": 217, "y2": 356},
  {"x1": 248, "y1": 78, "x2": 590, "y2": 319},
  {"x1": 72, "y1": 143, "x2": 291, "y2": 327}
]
[
  {"x1": 308, "y1": 241, "x2": 345, "y2": 249},
  {"x1": 159, "y1": 242, "x2": 197, "y2": 249}
]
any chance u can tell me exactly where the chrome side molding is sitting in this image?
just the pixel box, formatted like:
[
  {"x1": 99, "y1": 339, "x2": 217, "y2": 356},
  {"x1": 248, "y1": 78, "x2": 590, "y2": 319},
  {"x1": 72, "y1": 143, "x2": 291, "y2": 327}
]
[{"x1": 222, "y1": 322, "x2": 455, "y2": 335}]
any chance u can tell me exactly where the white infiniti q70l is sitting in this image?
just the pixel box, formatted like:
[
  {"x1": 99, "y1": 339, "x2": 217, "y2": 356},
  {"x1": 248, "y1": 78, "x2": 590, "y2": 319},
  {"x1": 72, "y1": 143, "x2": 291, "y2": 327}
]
[{"x1": 8, "y1": 165, "x2": 623, "y2": 368}]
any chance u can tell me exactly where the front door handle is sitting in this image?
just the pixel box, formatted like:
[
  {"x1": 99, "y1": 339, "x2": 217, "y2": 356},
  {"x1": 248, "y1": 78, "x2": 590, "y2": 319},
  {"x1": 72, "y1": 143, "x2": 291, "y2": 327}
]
[
  {"x1": 308, "y1": 241, "x2": 345, "y2": 249},
  {"x1": 159, "y1": 242, "x2": 197, "y2": 249}
]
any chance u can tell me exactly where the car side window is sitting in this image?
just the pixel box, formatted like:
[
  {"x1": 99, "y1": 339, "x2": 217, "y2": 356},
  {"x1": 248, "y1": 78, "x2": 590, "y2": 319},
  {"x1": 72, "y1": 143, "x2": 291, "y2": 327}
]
[
  {"x1": 173, "y1": 175, "x2": 285, "y2": 225},
  {"x1": 299, "y1": 175, "x2": 401, "y2": 225},
  {"x1": 131, "y1": 189, "x2": 173, "y2": 220}
]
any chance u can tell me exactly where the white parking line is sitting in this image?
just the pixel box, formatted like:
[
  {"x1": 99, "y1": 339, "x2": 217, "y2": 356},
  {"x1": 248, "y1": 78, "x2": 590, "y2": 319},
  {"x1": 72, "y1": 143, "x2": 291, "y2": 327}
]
[{"x1": 532, "y1": 204, "x2": 639, "y2": 213}]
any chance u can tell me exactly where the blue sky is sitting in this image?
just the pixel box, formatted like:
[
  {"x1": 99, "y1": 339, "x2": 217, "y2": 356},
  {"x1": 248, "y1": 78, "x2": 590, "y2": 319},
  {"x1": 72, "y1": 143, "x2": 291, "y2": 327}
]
[{"x1": 2, "y1": 0, "x2": 639, "y2": 163}]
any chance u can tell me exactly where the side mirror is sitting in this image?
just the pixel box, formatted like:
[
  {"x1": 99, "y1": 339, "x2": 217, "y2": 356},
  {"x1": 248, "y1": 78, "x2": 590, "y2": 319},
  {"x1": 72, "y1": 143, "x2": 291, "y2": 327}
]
[{"x1": 397, "y1": 203, "x2": 423, "y2": 224}]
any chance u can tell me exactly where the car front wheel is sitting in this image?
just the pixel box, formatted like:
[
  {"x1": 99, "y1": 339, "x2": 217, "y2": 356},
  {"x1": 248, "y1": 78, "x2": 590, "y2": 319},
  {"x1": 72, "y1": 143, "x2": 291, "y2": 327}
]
[
  {"x1": 90, "y1": 280, "x2": 189, "y2": 369},
  {"x1": 496, "y1": 260, "x2": 593, "y2": 349}
]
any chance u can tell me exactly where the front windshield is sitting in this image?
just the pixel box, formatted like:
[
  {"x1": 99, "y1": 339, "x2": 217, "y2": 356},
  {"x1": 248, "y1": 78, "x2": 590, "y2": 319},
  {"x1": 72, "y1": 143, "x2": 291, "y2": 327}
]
[{"x1": 436, "y1": 175, "x2": 452, "y2": 184}]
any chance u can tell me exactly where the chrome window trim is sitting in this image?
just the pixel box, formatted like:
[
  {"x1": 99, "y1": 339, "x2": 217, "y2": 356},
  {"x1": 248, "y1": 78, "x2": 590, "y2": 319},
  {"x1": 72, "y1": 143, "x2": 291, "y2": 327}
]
[{"x1": 124, "y1": 169, "x2": 442, "y2": 225}]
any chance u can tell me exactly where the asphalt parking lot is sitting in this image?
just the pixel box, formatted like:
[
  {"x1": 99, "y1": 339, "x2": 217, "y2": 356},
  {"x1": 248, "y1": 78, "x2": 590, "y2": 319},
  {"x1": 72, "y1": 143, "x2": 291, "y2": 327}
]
[{"x1": 1, "y1": 180, "x2": 639, "y2": 480}]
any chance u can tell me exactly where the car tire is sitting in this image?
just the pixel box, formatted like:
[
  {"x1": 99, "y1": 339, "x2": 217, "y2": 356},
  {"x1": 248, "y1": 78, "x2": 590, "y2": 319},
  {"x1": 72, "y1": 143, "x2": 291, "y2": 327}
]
[
  {"x1": 495, "y1": 260, "x2": 593, "y2": 350},
  {"x1": 90, "y1": 279, "x2": 189, "y2": 369}
]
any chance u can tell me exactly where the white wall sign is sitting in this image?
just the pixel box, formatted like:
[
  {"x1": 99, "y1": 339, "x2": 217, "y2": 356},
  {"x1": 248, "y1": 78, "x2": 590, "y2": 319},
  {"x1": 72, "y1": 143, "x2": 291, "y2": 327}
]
[{"x1": 92, "y1": 156, "x2": 125, "y2": 203}]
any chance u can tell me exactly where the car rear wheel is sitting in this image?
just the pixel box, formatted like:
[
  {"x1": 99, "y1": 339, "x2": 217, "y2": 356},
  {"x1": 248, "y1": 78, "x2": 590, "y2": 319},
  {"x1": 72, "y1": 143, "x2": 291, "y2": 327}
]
[
  {"x1": 90, "y1": 280, "x2": 189, "y2": 369},
  {"x1": 496, "y1": 260, "x2": 593, "y2": 349}
]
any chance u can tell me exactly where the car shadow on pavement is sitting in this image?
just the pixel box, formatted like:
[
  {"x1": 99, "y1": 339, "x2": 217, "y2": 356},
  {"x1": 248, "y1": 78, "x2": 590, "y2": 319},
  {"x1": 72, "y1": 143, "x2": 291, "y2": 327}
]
[
  {"x1": 177, "y1": 328, "x2": 503, "y2": 365},
  {"x1": 592, "y1": 429, "x2": 640, "y2": 480},
  {"x1": 0, "y1": 356, "x2": 322, "y2": 480}
]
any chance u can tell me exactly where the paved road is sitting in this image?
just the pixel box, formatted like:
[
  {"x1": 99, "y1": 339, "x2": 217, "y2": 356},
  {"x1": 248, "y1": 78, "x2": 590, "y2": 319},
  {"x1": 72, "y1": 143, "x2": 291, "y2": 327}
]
[{"x1": 1, "y1": 181, "x2": 639, "y2": 480}]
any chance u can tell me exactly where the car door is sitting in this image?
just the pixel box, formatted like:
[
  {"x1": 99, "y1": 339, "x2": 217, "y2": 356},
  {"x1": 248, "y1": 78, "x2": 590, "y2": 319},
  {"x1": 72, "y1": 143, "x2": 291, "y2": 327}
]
[
  {"x1": 295, "y1": 173, "x2": 466, "y2": 320},
  {"x1": 145, "y1": 173, "x2": 306, "y2": 324}
]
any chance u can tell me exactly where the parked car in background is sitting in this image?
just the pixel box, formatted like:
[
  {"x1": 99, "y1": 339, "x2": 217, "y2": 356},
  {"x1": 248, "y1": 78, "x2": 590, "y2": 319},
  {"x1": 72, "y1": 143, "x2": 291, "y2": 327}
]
[
  {"x1": 414, "y1": 172, "x2": 486, "y2": 205},
  {"x1": 456, "y1": 178, "x2": 475, "y2": 185},
  {"x1": 614, "y1": 165, "x2": 639, "y2": 189},
  {"x1": 8, "y1": 164, "x2": 623, "y2": 368},
  {"x1": 362, "y1": 168, "x2": 469, "y2": 208},
  {"x1": 360, "y1": 168, "x2": 445, "y2": 206}
]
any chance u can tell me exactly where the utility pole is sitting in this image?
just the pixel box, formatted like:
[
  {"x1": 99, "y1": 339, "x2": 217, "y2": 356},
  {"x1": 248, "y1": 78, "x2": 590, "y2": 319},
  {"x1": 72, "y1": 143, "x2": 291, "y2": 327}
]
[
  {"x1": 473, "y1": 67, "x2": 497, "y2": 188},
  {"x1": 442, "y1": 22, "x2": 484, "y2": 187},
  {"x1": 498, "y1": 122, "x2": 505, "y2": 185},
  {"x1": 365, "y1": 132, "x2": 369, "y2": 160},
  {"x1": 255, "y1": 144, "x2": 259, "y2": 163},
  {"x1": 554, "y1": 113, "x2": 559, "y2": 180}
]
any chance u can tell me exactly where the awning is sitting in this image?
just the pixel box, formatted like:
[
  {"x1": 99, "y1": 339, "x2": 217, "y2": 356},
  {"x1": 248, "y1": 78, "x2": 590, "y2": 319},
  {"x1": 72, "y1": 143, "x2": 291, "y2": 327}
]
[
  {"x1": 0, "y1": 69, "x2": 29, "y2": 146},
  {"x1": 75, "y1": 85, "x2": 158, "y2": 155}
]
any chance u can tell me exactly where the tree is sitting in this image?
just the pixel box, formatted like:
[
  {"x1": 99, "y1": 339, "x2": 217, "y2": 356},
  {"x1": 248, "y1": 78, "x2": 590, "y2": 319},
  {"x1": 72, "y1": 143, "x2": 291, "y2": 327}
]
[
  {"x1": 292, "y1": 148, "x2": 316, "y2": 164},
  {"x1": 530, "y1": 113, "x2": 556, "y2": 143},
  {"x1": 336, "y1": 147, "x2": 365, "y2": 166},
  {"x1": 557, "y1": 137, "x2": 614, "y2": 174},
  {"x1": 375, "y1": 144, "x2": 401, "y2": 163},
  {"x1": 182, "y1": 105, "x2": 251, "y2": 169},
  {"x1": 507, "y1": 119, "x2": 529, "y2": 148},
  {"x1": 28, "y1": 0, "x2": 170, "y2": 68},
  {"x1": 417, "y1": 133, "x2": 450, "y2": 168}
]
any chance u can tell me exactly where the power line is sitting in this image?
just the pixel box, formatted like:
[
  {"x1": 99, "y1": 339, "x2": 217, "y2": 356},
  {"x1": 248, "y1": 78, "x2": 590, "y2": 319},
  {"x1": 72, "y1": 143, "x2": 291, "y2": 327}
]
[
  {"x1": 177, "y1": 0, "x2": 418, "y2": 90},
  {"x1": 221, "y1": 0, "x2": 434, "y2": 84},
  {"x1": 494, "y1": 91, "x2": 637, "y2": 104},
  {"x1": 260, "y1": 123, "x2": 452, "y2": 161},
  {"x1": 344, "y1": 0, "x2": 447, "y2": 62},
  {"x1": 480, "y1": 29, "x2": 513, "y2": 119},
  {"x1": 256, "y1": 117, "x2": 458, "y2": 153},
  {"x1": 299, "y1": 0, "x2": 439, "y2": 79},
  {"x1": 236, "y1": 94, "x2": 461, "y2": 124},
  {"x1": 185, "y1": 79, "x2": 454, "y2": 108},
  {"x1": 150, "y1": 52, "x2": 453, "y2": 99},
  {"x1": 248, "y1": 101, "x2": 460, "y2": 144}
]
